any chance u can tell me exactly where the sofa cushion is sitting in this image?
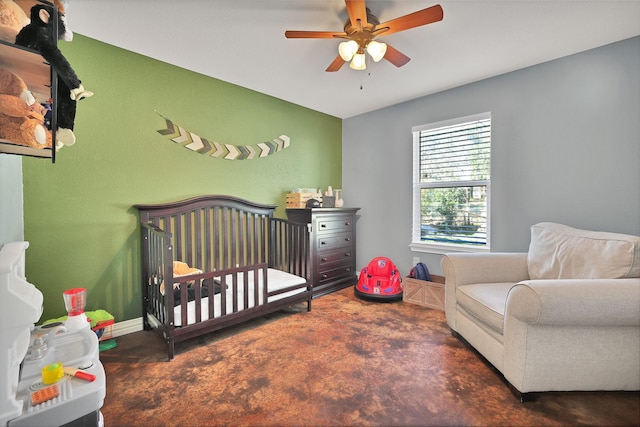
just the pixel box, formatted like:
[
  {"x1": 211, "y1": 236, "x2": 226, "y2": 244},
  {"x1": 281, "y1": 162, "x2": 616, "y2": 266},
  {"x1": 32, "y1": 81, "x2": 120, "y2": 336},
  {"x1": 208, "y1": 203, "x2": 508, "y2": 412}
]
[
  {"x1": 456, "y1": 283, "x2": 516, "y2": 334},
  {"x1": 528, "y1": 222, "x2": 640, "y2": 280}
]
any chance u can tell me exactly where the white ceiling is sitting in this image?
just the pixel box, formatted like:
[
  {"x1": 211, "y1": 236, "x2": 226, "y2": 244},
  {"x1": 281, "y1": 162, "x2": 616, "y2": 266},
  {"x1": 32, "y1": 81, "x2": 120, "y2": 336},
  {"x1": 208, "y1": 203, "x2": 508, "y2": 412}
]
[{"x1": 67, "y1": 0, "x2": 639, "y2": 119}]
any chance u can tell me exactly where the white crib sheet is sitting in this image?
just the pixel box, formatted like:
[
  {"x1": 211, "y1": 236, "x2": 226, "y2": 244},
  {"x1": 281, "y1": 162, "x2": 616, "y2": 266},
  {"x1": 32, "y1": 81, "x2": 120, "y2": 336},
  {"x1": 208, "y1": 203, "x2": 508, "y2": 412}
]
[{"x1": 173, "y1": 268, "x2": 307, "y2": 326}]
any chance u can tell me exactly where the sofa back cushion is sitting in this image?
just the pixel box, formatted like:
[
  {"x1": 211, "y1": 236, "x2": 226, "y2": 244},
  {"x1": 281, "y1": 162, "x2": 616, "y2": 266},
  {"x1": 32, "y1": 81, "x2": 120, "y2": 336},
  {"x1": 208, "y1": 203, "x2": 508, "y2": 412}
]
[{"x1": 528, "y1": 222, "x2": 640, "y2": 279}]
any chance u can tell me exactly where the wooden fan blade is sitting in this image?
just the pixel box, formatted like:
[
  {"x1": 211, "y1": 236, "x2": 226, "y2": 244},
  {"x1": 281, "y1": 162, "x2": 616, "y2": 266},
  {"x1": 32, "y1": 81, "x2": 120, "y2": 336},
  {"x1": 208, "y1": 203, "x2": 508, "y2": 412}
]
[
  {"x1": 384, "y1": 44, "x2": 411, "y2": 67},
  {"x1": 345, "y1": 0, "x2": 367, "y2": 27},
  {"x1": 326, "y1": 55, "x2": 346, "y2": 72},
  {"x1": 377, "y1": 4, "x2": 443, "y2": 37},
  {"x1": 285, "y1": 30, "x2": 346, "y2": 39}
]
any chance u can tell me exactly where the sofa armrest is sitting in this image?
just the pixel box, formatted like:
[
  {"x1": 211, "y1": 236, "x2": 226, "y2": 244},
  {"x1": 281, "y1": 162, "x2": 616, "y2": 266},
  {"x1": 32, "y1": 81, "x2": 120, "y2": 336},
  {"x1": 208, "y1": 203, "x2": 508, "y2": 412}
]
[
  {"x1": 506, "y1": 278, "x2": 640, "y2": 326},
  {"x1": 442, "y1": 253, "x2": 529, "y2": 287},
  {"x1": 442, "y1": 253, "x2": 529, "y2": 330}
]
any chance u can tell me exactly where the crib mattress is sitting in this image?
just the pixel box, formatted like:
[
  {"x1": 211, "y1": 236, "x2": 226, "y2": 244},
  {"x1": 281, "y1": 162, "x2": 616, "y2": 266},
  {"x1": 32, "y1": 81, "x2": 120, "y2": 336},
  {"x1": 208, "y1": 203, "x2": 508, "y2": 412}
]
[{"x1": 173, "y1": 268, "x2": 306, "y2": 326}]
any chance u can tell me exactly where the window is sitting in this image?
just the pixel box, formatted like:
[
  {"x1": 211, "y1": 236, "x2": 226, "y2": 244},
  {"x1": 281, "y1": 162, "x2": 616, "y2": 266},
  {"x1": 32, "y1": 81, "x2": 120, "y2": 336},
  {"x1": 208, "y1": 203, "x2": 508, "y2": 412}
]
[{"x1": 411, "y1": 112, "x2": 491, "y2": 254}]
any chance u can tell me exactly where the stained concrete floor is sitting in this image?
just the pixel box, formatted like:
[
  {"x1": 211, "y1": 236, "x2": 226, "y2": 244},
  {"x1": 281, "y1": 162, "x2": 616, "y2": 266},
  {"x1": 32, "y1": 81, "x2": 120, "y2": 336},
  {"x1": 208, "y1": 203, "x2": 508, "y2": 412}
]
[{"x1": 99, "y1": 287, "x2": 640, "y2": 426}]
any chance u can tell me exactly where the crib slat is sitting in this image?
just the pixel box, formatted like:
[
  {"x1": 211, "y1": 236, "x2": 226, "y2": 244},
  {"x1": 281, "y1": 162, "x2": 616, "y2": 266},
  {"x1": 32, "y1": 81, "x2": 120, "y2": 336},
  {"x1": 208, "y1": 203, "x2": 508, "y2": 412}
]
[
  {"x1": 193, "y1": 280, "x2": 202, "y2": 323},
  {"x1": 207, "y1": 278, "x2": 215, "y2": 319},
  {"x1": 231, "y1": 208, "x2": 237, "y2": 269},
  {"x1": 204, "y1": 207, "x2": 212, "y2": 273}
]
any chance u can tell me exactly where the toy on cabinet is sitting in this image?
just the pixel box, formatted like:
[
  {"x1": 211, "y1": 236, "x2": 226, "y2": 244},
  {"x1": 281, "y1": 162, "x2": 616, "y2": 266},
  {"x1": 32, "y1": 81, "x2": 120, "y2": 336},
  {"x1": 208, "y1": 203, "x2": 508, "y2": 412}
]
[
  {"x1": 0, "y1": 0, "x2": 29, "y2": 44},
  {"x1": 0, "y1": 67, "x2": 52, "y2": 149},
  {"x1": 15, "y1": 0, "x2": 93, "y2": 149},
  {"x1": 0, "y1": 1, "x2": 56, "y2": 159}
]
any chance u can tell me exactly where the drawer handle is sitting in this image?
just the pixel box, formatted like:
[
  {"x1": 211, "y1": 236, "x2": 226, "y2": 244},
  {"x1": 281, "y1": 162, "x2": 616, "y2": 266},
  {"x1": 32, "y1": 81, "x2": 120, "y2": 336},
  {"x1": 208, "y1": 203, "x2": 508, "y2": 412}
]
[
  {"x1": 345, "y1": 268, "x2": 351, "y2": 272},
  {"x1": 321, "y1": 224, "x2": 327, "y2": 228},
  {"x1": 344, "y1": 252, "x2": 351, "y2": 257},
  {"x1": 345, "y1": 222, "x2": 350, "y2": 226},
  {"x1": 344, "y1": 237, "x2": 351, "y2": 242},
  {"x1": 321, "y1": 257, "x2": 328, "y2": 262},
  {"x1": 321, "y1": 274, "x2": 328, "y2": 279},
  {"x1": 321, "y1": 241, "x2": 327, "y2": 245}
]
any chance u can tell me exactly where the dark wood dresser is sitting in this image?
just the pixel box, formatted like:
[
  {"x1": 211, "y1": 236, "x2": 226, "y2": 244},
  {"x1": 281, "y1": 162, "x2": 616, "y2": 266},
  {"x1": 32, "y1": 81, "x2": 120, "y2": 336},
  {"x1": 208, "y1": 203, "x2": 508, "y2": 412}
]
[{"x1": 286, "y1": 208, "x2": 360, "y2": 297}]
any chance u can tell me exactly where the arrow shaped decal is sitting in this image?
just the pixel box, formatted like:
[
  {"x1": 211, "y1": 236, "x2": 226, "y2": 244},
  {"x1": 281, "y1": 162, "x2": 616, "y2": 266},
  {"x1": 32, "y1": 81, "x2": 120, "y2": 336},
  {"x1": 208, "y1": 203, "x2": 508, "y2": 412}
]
[
  {"x1": 157, "y1": 118, "x2": 179, "y2": 139},
  {"x1": 257, "y1": 143, "x2": 271, "y2": 157},
  {"x1": 197, "y1": 137, "x2": 213, "y2": 154},
  {"x1": 274, "y1": 137, "x2": 285, "y2": 151},
  {"x1": 245, "y1": 145, "x2": 258, "y2": 159},
  {"x1": 172, "y1": 126, "x2": 191, "y2": 144},
  {"x1": 186, "y1": 133, "x2": 204, "y2": 152},
  {"x1": 211, "y1": 140, "x2": 226, "y2": 158},
  {"x1": 155, "y1": 112, "x2": 290, "y2": 160},
  {"x1": 224, "y1": 144, "x2": 240, "y2": 160},
  {"x1": 280, "y1": 135, "x2": 290, "y2": 148}
]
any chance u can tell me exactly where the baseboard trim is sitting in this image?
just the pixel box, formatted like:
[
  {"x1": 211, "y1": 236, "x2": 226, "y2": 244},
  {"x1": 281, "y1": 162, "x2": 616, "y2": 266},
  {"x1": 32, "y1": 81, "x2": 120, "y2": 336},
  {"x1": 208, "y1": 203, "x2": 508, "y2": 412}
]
[{"x1": 110, "y1": 317, "x2": 143, "y2": 338}]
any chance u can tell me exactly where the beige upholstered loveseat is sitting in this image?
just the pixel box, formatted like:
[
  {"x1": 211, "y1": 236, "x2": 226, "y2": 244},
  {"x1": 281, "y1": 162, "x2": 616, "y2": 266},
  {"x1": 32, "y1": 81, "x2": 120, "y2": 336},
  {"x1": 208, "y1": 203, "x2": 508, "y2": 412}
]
[{"x1": 442, "y1": 222, "x2": 640, "y2": 399}]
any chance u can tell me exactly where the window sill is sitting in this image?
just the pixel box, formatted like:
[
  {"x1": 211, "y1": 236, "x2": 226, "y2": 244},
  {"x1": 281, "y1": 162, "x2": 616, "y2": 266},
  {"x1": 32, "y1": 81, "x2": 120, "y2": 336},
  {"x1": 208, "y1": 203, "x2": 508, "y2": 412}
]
[{"x1": 409, "y1": 241, "x2": 490, "y2": 255}]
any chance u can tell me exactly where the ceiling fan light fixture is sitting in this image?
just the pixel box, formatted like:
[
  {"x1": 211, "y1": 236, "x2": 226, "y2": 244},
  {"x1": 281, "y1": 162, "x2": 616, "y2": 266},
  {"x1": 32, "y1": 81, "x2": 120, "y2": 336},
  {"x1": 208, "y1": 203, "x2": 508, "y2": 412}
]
[
  {"x1": 338, "y1": 40, "x2": 358, "y2": 61},
  {"x1": 285, "y1": 2, "x2": 444, "y2": 72},
  {"x1": 349, "y1": 53, "x2": 367, "y2": 70},
  {"x1": 366, "y1": 40, "x2": 387, "y2": 62}
]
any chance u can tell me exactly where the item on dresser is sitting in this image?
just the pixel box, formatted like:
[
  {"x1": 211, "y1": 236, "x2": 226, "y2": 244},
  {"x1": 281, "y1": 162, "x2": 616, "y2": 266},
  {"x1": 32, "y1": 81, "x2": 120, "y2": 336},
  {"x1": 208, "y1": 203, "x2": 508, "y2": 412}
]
[
  {"x1": 287, "y1": 207, "x2": 360, "y2": 297},
  {"x1": 323, "y1": 186, "x2": 335, "y2": 207},
  {"x1": 135, "y1": 195, "x2": 313, "y2": 360},
  {"x1": 306, "y1": 198, "x2": 321, "y2": 208},
  {"x1": 286, "y1": 191, "x2": 323, "y2": 208},
  {"x1": 322, "y1": 196, "x2": 335, "y2": 208},
  {"x1": 334, "y1": 190, "x2": 344, "y2": 207}
]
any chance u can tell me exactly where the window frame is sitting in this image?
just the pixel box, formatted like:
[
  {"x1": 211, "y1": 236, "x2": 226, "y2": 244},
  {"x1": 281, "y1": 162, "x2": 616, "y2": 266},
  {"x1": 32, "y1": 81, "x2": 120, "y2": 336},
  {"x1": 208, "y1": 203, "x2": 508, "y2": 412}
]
[{"x1": 410, "y1": 112, "x2": 491, "y2": 255}]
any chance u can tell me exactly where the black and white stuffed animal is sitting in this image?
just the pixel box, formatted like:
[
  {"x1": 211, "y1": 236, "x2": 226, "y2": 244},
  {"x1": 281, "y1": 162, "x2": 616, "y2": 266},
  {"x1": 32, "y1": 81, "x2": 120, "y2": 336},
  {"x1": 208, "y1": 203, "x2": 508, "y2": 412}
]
[{"x1": 15, "y1": 0, "x2": 92, "y2": 148}]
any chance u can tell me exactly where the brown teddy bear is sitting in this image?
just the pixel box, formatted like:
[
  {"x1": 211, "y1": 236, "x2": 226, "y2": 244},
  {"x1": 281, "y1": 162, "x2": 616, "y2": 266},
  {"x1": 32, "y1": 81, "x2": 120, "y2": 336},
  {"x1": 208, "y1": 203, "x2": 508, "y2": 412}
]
[
  {"x1": 0, "y1": 0, "x2": 30, "y2": 43},
  {"x1": 0, "y1": 67, "x2": 52, "y2": 149}
]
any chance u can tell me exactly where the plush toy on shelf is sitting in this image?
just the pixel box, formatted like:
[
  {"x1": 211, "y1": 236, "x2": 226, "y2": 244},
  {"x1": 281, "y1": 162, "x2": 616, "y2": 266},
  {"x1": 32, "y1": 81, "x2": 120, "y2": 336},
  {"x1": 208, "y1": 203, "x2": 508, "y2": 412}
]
[
  {"x1": 0, "y1": 0, "x2": 30, "y2": 43},
  {"x1": 15, "y1": 0, "x2": 93, "y2": 149},
  {"x1": 0, "y1": 67, "x2": 52, "y2": 149}
]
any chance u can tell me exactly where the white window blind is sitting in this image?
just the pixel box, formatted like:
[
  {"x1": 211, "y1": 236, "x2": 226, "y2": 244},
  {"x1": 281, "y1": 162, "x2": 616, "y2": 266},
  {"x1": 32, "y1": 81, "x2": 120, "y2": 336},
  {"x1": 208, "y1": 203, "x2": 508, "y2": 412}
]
[{"x1": 412, "y1": 112, "x2": 491, "y2": 252}]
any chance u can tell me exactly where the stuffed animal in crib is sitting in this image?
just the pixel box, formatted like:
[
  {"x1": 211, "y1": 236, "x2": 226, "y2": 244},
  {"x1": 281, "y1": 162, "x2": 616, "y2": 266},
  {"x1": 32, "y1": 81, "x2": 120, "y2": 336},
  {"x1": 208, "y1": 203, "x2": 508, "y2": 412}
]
[
  {"x1": 0, "y1": 0, "x2": 30, "y2": 43},
  {"x1": 0, "y1": 67, "x2": 52, "y2": 148},
  {"x1": 15, "y1": 0, "x2": 93, "y2": 149},
  {"x1": 159, "y1": 261, "x2": 203, "y2": 295}
]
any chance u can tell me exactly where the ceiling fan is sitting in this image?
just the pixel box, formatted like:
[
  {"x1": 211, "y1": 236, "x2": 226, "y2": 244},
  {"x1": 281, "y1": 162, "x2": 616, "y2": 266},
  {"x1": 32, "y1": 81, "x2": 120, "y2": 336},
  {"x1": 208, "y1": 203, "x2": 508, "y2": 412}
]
[{"x1": 284, "y1": 0, "x2": 443, "y2": 72}]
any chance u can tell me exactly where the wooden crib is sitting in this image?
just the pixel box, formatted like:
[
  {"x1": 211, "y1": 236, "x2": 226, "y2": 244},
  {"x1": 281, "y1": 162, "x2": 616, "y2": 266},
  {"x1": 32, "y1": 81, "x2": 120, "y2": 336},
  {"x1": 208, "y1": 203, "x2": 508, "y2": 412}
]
[{"x1": 135, "y1": 195, "x2": 312, "y2": 360}]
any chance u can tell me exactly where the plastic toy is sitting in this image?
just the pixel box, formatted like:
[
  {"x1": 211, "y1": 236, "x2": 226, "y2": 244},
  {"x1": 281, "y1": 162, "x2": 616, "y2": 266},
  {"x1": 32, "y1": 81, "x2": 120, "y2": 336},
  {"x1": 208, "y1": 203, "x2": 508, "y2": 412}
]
[{"x1": 355, "y1": 256, "x2": 403, "y2": 302}]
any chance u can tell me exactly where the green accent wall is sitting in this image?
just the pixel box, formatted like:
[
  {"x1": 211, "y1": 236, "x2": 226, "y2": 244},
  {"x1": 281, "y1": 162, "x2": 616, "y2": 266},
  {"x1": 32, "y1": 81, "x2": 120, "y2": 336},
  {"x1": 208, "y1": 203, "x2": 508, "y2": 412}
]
[{"x1": 22, "y1": 35, "x2": 342, "y2": 323}]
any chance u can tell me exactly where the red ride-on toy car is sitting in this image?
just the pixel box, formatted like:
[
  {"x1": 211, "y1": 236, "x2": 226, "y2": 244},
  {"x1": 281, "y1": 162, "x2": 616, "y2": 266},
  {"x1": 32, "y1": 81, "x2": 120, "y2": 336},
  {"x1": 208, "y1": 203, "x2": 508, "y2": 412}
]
[{"x1": 354, "y1": 256, "x2": 403, "y2": 302}]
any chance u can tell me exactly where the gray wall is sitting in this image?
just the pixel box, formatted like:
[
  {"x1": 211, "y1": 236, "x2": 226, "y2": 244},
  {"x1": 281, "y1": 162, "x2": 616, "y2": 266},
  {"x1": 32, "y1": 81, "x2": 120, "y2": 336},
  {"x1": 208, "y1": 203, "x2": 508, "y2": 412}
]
[
  {"x1": 343, "y1": 36, "x2": 640, "y2": 276},
  {"x1": 0, "y1": 156, "x2": 24, "y2": 245}
]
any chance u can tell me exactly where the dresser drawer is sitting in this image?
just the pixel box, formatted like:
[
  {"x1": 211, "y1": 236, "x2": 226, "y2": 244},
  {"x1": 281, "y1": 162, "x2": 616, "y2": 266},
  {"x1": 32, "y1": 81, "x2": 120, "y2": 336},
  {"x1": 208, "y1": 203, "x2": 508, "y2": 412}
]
[
  {"x1": 317, "y1": 263, "x2": 355, "y2": 284},
  {"x1": 318, "y1": 232, "x2": 353, "y2": 250},
  {"x1": 316, "y1": 216, "x2": 354, "y2": 234},
  {"x1": 318, "y1": 247, "x2": 353, "y2": 266}
]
